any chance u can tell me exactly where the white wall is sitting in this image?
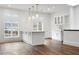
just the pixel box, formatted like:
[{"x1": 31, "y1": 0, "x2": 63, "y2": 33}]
[
  {"x1": 69, "y1": 6, "x2": 75, "y2": 29},
  {"x1": 0, "y1": 8, "x2": 4, "y2": 40},
  {"x1": 68, "y1": 6, "x2": 79, "y2": 29},
  {"x1": 73, "y1": 5, "x2": 79, "y2": 29}
]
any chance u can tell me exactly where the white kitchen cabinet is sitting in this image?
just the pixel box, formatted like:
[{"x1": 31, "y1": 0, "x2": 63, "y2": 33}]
[
  {"x1": 63, "y1": 30, "x2": 79, "y2": 47},
  {"x1": 23, "y1": 31, "x2": 45, "y2": 45},
  {"x1": 33, "y1": 22, "x2": 43, "y2": 32},
  {"x1": 32, "y1": 31, "x2": 45, "y2": 45},
  {"x1": 23, "y1": 32, "x2": 32, "y2": 44}
]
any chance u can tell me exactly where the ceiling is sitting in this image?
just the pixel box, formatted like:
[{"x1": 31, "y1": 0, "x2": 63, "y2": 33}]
[{"x1": 0, "y1": 4, "x2": 70, "y2": 13}]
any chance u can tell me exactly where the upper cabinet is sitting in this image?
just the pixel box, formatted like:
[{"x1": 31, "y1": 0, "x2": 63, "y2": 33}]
[
  {"x1": 54, "y1": 16, "x2": 64, "y2": 30},
  {"x1": 54, "y1": 15, "x2": 70, "y2": 29},
  {"x1": 33, "y1": 22, "x2": 43, "y2": 32},
  {"x1": 54, "y1": 16, "x2": 64, "y2": 25}
]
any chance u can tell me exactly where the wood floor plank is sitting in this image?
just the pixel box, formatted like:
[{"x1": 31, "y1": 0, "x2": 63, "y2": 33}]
[{"x1": 0, "y1": 39, "x2": 79, "y2": 55}]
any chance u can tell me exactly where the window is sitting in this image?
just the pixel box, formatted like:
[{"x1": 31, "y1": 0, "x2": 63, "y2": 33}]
[{"x1": 4, "y1": 22, "x2": 19, "y2": 38}]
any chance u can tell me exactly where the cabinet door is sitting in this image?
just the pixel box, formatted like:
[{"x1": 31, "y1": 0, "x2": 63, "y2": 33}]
[
  {"x1": 33, "y1": 23, "x2": 38, "y2": 31},
  {"x1": 64, "y1": 15, "x2": 70, "y2": 29},
  {"x1": 38, "y1": 22, "x2": 42, "y2": 31},
  {"x1": 33, "y1": 22, "x2": 43, "y2": 31}
]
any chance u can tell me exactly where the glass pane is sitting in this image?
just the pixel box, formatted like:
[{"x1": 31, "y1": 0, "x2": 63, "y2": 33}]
[
  {"x1": 5, "y1": 30, "x2": 8, "y2": 34},
  {"x1": 55, "y1": 17, "x2": 57, "y2": 24},
  {"x1": 33, "y1": 24, "x2": 37, "y2": 31},
  {"x1": 12, "y1": 31, "x2": 18, "y2": 36},
  {"x1": 4, "y1": 22, "x2": 19, "y2": 37},
  {"x1": 38, "y1": 22, "x2": 42, "y2": 31}
]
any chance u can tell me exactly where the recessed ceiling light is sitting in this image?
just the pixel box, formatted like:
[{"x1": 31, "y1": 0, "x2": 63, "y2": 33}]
[
  {"x1": 36, "y1": 14, "x2": 39, "y2": 18},
  {"x1": 47, "y1": 8, "x2": 50, "y2": 11},
  {"x1": 52, "y1": 6, "x2": 55, "y2": 9},
  {"x1": 7, "y1": 4, "x2": 11, "y2": 7},
  {"x1": 32, "y1": 16, "x2": 36, "y2": 19},
  {"x1": 39, "y1": 8, "x2": 42, "y2": 10},
  {"x1": 28, "y1": 16, "x2": 31, "y2": 20}
]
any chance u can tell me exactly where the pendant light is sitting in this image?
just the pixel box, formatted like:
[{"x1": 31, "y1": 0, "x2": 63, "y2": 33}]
[
  {"x1": 28, "y1": 8, "x2": 31, "y2": 20},
  {"x1": 32, "y1": 6, "x2": 35, "y2": 19},
  {"x1": 35, "y1": 4, "x2": 39, "y2": 18},
  {"x1": 31, "y1": 4, "x2": 39, "y2": 20}
]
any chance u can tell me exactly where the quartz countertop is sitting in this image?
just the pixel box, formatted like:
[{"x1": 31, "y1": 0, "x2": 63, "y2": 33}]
[
  {"x1": 64, "y1": 29, "x2": 79, "y2": 31},
  {"x1": 32, "y1": 31, "x2": 45, "y2": 33}
]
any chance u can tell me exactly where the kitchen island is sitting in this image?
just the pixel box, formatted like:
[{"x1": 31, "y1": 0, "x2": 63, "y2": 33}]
[{"x1": 23, "y1": 31, "x2": 45, "y2": 45}]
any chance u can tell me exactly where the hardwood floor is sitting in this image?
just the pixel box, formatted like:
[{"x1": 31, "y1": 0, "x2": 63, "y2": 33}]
[{"x1": 0, "y1": 39, "x2": 79, "y2": 55}]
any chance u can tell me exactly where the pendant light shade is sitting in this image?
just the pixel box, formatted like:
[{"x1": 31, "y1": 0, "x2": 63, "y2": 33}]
[
  {"x1": 35, "y1": 4, "x2": 39, "y2": 18},
  {"x1": 28, "y1": 8, "x2": 31, "y2": 20},
  {"x1": 32, "y1": 6, "x2": 36, "y2": 19}
]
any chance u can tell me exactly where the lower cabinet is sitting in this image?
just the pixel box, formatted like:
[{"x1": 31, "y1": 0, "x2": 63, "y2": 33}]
[
  {"x1": 63, "y1": 30, "x2": 79, "y2": 47},
  {"x1": 23, "y1": 32, "x2": 32, "y2": 44},
  {"x1": 23, "y1": 32, "x2": 45, "y2": 45},
  {"x1": 32, "y1": 32, "x2": 45, "y2": 45}
]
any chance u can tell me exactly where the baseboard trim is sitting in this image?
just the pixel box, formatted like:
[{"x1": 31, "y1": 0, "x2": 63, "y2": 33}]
[
  {"x1": 0, "y1": 40, "x2": 23, "y2": 44},
  {"x1": 45, "y1": 37, "x2": 52, "y2": 39},
  {"x1": 63, "y1": 41, "x2": 79, "y2": 47}
]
